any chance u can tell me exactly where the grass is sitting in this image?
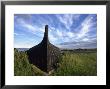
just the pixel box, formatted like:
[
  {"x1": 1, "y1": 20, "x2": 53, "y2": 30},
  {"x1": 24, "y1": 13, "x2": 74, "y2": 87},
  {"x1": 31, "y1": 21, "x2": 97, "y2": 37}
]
[
  {"x1": 14, "y1": 49, "x2": 97, "y2": 76},
  {"x1": 14, "y1": 48, "x2": 45, "y2": 76},
  {"x1": 52, "y1": 51, "x2": 97, "y2": 76}
]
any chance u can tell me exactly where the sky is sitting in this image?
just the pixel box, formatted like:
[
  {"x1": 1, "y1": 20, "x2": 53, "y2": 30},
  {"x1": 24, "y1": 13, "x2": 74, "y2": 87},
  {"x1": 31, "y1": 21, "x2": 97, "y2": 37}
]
[{"x1": 14, "y1": 14, "x2": 97, "y2": 49}]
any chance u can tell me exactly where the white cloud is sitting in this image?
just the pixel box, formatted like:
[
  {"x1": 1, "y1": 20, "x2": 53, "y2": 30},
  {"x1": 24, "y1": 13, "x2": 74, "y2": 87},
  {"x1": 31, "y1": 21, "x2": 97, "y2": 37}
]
[
  {"x1": 23, "y1": 24, "x2": 37, "y2": 32},
  {"x1": 56, "y1": 29, "x2": 63, "y2": 37},
  {"x1": 16, "y1": 18, "x2": 25, "y2": 24},
  {"x1": 14, "y1": 38, "x2": 39, "y2": 48},
  {"x1": 77, "y1": 25, "x2": 89, "y2": 38},
  {"x1": 67, "y1": 32, "x2": 75, "y2": 38},
  {"x1": 14, "y1": 33, "x2": 24, "y2": 36},
  {"x1": 82, "y1": 38, "x2": 89, "y2": 41},
  {"x1": 78, "y1": 15, "x2": 95, "y2": 38},
  {"x1": 16, "y1": 18, "x2": 36, "y2": 32},
  {"x1": 56, "y1": 15, "x2": 96, "y2": 49},
  {"x1": 15, "y1": 18, "x2": 45, "y2": 36},
  {"x1": 56, "y1": 14, "x2": 80, "y2": 30},
  {"x1": 49, "y1": 33, "x2": 57, "y2": 42},
  {"x1": 14, "y1": 43, "x2": 33, "y2": 48}
]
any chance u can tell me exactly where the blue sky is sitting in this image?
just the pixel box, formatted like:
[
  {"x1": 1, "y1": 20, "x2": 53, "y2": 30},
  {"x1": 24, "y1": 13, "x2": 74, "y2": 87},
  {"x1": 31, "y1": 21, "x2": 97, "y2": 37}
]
[{"x1": 14, "y1": 14, "x2": 97, "y2": 49}]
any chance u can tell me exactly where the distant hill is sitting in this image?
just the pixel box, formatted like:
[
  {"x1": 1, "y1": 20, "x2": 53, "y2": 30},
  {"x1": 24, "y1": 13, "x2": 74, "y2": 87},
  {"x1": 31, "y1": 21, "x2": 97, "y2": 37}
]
[
  {"x1": 15, "y1": 48, "x2": 29, "y2": 52},
  {"x1": 61, "y1": 48, "x2": 97, "y2": 53},
  {"x1": 15, "y1": 48, "x2": 97, "y2": 52}
]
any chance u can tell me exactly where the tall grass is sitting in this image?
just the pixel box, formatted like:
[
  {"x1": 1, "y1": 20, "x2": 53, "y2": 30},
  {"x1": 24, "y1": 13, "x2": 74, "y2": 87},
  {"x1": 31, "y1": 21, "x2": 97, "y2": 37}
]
[
  {"x1": 53, "y1": 51, "x2": 97, "y2": 76},
  {"x1": 14, "y1": 48, "x2": 45, "y2": 76}
]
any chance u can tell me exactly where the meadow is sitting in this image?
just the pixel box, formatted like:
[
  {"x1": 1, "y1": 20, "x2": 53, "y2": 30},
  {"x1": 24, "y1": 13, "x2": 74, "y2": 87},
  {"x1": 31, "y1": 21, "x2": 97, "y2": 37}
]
[
  {"x1": 52, "y1": 51, "x2": 97, "y2": 76},
  {"x1": 14, "y1": 48, "x2": 97, "y2": 76}
]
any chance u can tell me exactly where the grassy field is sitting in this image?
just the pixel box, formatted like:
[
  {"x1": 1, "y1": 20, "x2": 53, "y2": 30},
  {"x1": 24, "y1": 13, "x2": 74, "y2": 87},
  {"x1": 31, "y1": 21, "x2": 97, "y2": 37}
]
[
  {"x1": 14, "y1": 49, "x2": 97, "y2": 76},
  {"x1": 52, "y1": 51, "x2": 97, "y2": 76}
]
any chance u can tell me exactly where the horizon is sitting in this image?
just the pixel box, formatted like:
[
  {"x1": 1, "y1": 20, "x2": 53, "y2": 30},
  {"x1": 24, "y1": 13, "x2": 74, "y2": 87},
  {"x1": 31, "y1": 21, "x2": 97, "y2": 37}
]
[
  {"x1": 14, "y1": 14, "x2": 97, "y2": 49},
  {"x1": 15, "y1": 47, "x2": 97, "y2": 50}
]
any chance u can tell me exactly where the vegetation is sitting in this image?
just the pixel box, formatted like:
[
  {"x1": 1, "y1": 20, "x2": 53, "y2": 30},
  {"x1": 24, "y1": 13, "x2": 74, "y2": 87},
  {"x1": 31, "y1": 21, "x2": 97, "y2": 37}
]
[
  {"x1": 14, "y1": 48, "x2": 97, "y2": 76},
  {"x1": 52, "y1": 51, "x2": 97, "y2": 76},
  {"x1": 14, "y1": 48, "x2": 45, "y2": 76}
]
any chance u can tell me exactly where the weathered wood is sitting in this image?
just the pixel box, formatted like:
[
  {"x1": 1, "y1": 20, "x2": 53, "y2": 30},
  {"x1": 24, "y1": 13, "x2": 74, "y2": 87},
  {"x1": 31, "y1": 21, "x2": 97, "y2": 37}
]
[{"x1": 27, "y1": 25, "x2": 60, "y2": 72}]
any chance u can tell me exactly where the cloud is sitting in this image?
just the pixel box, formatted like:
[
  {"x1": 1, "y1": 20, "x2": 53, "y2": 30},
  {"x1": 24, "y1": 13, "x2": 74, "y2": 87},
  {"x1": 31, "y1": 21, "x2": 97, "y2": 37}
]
[
  {"x1": 56, "y1": 14, "x2": 80, "y2": 30},
  {"x1": 49, "y1": 33, "x2": 57, "y2": 42},
  {"x1": 24, "y1": 24, "x2": 37, "y2": 33},
  {"x1": 54, "y1": 15, "x2": 96, "y2": 44},
  {"x1": 58, "y1": 37, "x2": 96, "y2": 49},
  {"x1": 14, "y1": 38, "x2": 39, "y2": 48},
  {"x1": 15, "y1": 18, "x2": 36, "y2": 31},
  {"x1": 14, "y1": 14, "x2": 96, "y2": 49},
  {"x1": 50, "y1": 15, "x2": 96, "y2": 45},
  {"x1": 15, "y1": 17, "x2": 45, "y2": 37},
  {"x1": 66, "y1": 32, "x2": 75, "y2": 38},
  {"x1": 82, "y1": 38, "x2": 89, "y2": 41},
  {"x1": 14, "y1": 44, "x2": 34, "y2": 48},
  {"x1": 14, "y1": 33, "x2": 24, "y2": 36},
  {"x1": 77, "y1": 15, "x2": 96, "y2": 38},
  {"x1": 56, "y1": 29, "x2": 63, "y2": 37},
  {"x1": 56, "y1": 15, "x2": 97, "y2": 49}
]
